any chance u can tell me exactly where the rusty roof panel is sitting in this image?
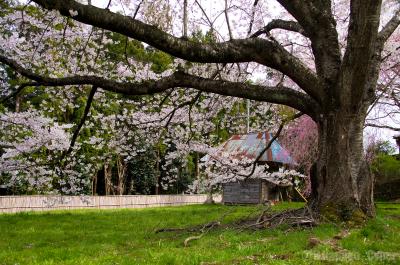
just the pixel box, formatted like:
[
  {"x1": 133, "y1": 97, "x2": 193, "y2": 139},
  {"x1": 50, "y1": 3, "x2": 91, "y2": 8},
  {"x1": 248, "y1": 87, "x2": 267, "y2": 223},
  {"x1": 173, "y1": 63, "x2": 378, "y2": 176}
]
[{"x1": 212, "y1": 132, "x2": 296, "y2": 165}]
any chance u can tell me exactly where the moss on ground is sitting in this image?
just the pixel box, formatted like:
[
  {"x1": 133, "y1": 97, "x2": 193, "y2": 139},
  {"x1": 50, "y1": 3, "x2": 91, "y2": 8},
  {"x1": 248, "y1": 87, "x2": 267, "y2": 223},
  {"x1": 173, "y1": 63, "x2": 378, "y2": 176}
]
[{"x1": 319, "y1": 203, "x2": 369, "y2": 226}]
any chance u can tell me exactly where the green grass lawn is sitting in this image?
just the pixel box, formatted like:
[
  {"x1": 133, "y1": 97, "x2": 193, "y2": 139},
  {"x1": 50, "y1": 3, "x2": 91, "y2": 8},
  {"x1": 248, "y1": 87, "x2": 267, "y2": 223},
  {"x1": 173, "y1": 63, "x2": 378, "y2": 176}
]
[{"x1": 0, "y1": 202, "x2": 399, "y2": 265}]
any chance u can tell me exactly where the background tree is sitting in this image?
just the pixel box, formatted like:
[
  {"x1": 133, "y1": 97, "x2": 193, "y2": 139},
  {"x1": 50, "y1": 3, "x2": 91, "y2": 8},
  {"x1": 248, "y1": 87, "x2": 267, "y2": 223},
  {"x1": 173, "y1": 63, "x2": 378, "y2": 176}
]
[
  {"x1": 0, "y1": 4, "x2": 276, "y2": 195},
  {"x1": 365, "y1": 139, "x2": 400, "y2": 201}
]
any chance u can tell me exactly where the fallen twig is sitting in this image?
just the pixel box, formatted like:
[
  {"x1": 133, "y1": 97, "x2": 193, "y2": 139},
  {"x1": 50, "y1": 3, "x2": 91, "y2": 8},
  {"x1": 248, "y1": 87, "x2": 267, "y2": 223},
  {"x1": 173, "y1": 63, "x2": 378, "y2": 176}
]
[
  {"x1": 155, "y1": 208, "x2": 234, "y2": 235},
  {"x1": 183, "y1": 220, "x2": 221, "y2": 247}
]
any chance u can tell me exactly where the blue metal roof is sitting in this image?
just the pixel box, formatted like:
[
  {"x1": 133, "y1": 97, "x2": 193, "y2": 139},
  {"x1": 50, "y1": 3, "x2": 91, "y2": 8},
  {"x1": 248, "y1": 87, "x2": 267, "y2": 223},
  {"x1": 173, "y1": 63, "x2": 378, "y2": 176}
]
[{"x1": 208, "y1": 132, "x2": 296, "y2": 165}]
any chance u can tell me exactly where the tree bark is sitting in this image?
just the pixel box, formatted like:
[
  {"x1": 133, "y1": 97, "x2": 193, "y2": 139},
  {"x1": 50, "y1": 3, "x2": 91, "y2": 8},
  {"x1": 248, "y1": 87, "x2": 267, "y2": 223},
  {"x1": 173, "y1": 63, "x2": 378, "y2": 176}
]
[
  {"x1": 308, "y1": 0, "x2": 384, "y2": 221},
  {"x1": 104, "y1": 162, "x2": 113, "y2": 195},
  {"x1": 92, "y1": 173, "x2": 97, "y2": 196},
  {"x1": 15, "y1": 94, "x2": 21, "y2": 112},
  {"x1": 155, "y1": 149, "x2": 161, "y2": 195},
  {"x1": 182, "y1": 0, "x2": 187, "y2": 38},
  {"x1": 194, "y1": 152, "x2": 199, "y2": 193},
  {"x1": 311, "y1": 107, "x2": 375, "y2": 221},
  {"x1": 116, "y1": 156, "x2": 126, "y2": 195}
]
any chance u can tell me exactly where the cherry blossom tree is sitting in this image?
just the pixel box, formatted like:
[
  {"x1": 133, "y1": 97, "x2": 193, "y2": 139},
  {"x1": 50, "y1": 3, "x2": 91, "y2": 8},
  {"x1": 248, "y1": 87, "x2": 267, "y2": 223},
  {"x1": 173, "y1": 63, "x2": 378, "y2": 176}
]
[
  {"x1": 0, "y1": 0, "x2": 399, "y2": 220},
  {"x1": 281, "y1": 115, "x2": 318, "y2": 173},
  {"x1": 0, "y1": 8, "x2": 276, "y2": 195}
]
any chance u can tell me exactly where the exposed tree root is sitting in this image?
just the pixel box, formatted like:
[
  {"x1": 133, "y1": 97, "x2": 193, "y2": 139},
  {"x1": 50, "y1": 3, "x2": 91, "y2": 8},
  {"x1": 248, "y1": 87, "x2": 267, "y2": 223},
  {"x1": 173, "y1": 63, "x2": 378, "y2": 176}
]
[
  {"x1": 183, "y1": 221, "x2": 221, "y2": 247},
  {"x1": 155, "y1": 210, "x2": 234, "y2": 246}
]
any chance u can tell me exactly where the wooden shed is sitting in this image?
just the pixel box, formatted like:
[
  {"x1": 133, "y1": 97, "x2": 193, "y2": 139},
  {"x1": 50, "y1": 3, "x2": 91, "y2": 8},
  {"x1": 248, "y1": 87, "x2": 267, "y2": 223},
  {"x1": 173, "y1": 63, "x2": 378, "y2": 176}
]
[
  {"x1": 222, "y1": 179, "x2": 288, "y2": 204},
  {"x1": 208, "y1": 132, "x2": 297, "y2": 204}
]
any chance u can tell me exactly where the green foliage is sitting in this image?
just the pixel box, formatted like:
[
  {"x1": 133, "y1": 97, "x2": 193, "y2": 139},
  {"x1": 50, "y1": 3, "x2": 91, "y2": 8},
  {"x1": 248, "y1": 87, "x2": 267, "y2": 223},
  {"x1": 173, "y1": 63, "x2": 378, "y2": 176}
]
[
  {"x1": 126, "y1": 148, "x2": 157, "y2": 195},
  {"x1": 372, "y1": 141, "x2": 397, "y2": 156},
  {"x1": 0, "y1": 203, "x2": 399, "y2": 264},
  {"x1": 105, "y1": 32, "x2": 173, "y2": 73},
  {"x1": 372, "y1": 154, "x2": 400, "y2": 183},
  {"x1": 0, "y1": 0, "x2": 12, "y2": 17},
  {"x1": 190, "y1": 29, "x2": 217, "y2": 44}
]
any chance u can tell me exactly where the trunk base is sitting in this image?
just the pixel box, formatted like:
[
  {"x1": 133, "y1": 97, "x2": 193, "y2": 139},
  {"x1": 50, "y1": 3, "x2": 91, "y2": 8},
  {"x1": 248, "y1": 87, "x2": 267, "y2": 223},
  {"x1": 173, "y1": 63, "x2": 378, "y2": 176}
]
[
  {"x1": 315, "y1": 202, "x2": 369, "y2": 226},
  {"x1": 311, "y1": 112, "x2": 375, "y2": 224},
  {"x1": 309, "y1": 159, "x2": 375, "y2": 225}
]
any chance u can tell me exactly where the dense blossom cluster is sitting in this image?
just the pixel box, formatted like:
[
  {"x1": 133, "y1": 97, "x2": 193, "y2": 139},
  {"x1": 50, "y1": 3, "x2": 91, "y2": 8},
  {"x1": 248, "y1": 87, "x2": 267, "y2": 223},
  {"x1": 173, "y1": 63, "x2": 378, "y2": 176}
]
[
  {"x1": 0, "y1": 110, "x2": 72, "y2": 192},
  {"x1": 187, "y1": 147, "x2": 306, "y2": 194}
]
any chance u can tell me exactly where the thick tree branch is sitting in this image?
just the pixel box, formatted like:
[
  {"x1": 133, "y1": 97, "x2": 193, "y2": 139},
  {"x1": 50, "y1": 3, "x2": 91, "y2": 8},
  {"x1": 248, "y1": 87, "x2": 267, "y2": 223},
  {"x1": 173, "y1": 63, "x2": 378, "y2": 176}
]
[
  {"x1": 276, "y1": 0, "x2": 341, "y2": 87},
  {"x1": 275, "y1": 0, "x2": 335, "y2": 39},
  {"x1": 180, "y1": 76, "x2": 318, "y2": 117},
  {"x1": 0, "y1": 54, "x2": 319, "y2": 117},
  {"x1": 251, "y1": 19, "x2": 308, "y2": 38},
  {"x1": 341, "y1": 0, "x2": 383, "y2": 107},
  {"x1": 0, "y1": 54, "x2": 171, "y2": 95},
  {"x1": 377, "y1": 9, "x2": 400, "y2": 46},
  {"x1": 30, "y1": 0, "x2": 323, "y2": 102}
]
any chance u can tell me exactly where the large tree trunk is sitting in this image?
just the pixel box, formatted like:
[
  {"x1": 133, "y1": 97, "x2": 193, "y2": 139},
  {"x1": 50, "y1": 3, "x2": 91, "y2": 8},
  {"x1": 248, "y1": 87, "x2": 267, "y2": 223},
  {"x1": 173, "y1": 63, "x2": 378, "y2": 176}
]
[
  {"x1": 309, "y1": 0, "x2": 383, "y2": 221},
  {"x1": 311, "y1": 106, "x2": 375, "y2": 221}
]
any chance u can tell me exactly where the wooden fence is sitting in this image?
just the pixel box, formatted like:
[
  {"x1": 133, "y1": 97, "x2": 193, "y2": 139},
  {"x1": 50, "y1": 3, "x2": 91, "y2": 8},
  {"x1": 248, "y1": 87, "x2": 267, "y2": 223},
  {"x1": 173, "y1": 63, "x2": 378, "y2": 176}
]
[{"x1": 0, "y1": 194, "x2": 222, "y2": 213}]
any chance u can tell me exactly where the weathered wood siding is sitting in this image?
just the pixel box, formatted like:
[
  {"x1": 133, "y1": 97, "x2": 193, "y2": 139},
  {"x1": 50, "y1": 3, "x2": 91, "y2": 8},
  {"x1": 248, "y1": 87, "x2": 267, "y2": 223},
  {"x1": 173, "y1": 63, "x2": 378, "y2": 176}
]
[
  {"x1": 0, "y1": 194, "x2": 222, "y2": 213},
  {"x1": 222, "y1": 179, "x2": 262, "y2": 204}
]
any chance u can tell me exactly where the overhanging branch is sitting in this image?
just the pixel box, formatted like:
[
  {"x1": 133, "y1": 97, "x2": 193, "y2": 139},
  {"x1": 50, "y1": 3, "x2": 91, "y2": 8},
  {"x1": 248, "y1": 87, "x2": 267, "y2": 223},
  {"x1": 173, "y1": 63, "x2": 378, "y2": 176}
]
[
  {"x1": 276, "y1": 0, "x2": 341, "y2": 86},
  {"x1": 377, "y1": 9, "x2": 400, "y2": 48},
  {"x1": 30, "y1": 0, "x2": 323, "y2": 102},
  {"x1": 0, "y1": 54, "x2": 319, "y2": 118}
]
